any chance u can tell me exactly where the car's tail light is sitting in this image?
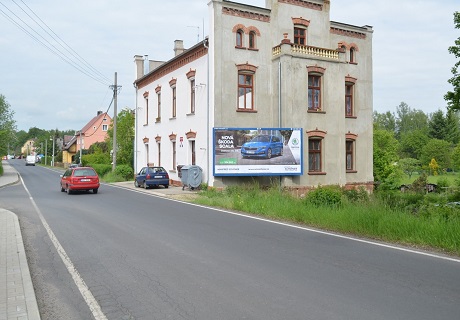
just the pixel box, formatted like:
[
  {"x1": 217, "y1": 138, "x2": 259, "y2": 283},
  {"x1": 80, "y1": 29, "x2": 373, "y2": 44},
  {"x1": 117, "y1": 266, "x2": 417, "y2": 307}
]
[
  {"x1": 165, "y1": 173, "x2": 169, "y2": 179},
  {"x1": 146, "y1": 174, "x2": 151, "y2": 179}
]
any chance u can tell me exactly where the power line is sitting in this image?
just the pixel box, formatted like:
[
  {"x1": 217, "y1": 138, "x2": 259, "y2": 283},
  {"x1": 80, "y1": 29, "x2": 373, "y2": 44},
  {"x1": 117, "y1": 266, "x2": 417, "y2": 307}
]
[
  {"x1": 0, "y1": 1, "x2": 111, "y2": 86},
  {"x1": 15, "y1": 0, "x2": 111, "y2": 84}
]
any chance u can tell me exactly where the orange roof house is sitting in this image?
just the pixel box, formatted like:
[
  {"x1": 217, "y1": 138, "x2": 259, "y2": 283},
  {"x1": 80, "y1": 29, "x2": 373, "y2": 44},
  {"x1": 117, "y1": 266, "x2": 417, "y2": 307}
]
[{"x1": 62, "y1": 111, "x2": 112, "y2": 165}]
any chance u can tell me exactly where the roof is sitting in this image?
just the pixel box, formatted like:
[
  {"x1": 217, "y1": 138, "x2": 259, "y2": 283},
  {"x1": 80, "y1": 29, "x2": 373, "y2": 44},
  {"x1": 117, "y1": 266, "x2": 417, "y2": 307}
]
[
  {"x1": 63, "y1": 112, "x2": 111, "y2": 150},
  {"x1": 79, "y1": 112, "x2": 111, "y2": 135}
]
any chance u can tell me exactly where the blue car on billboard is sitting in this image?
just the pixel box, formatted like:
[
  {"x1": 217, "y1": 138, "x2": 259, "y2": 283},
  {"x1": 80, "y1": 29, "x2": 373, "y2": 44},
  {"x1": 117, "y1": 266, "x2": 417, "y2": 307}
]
[{"x1": 241, "y1": 135, "x2": 283, "y2": 159}]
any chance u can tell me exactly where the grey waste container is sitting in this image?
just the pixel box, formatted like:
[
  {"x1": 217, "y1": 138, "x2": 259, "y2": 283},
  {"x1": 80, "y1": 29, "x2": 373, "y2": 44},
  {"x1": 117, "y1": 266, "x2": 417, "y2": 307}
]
[
  {"x1": 180, "y1": 165, "x2": 190, "y2": 188},
  {"x1": 181, "y1": 165, "x2": 203, "y2": 190}
]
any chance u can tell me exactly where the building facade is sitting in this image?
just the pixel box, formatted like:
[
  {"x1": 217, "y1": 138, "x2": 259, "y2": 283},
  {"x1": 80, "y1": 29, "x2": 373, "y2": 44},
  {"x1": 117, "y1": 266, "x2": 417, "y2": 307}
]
[
  {"x1": 134, "y1": 0, "x2": 374, "y2": 192},
  {"x1": 62, "y1": 111, "x2": 112, "y2": 165}
]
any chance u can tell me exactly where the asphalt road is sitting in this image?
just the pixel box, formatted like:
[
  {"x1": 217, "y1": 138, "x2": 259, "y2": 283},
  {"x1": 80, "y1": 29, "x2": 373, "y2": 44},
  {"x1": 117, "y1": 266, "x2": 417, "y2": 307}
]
[{"x1": 2, "y1": 160, "x2": 460, "y2": 320}]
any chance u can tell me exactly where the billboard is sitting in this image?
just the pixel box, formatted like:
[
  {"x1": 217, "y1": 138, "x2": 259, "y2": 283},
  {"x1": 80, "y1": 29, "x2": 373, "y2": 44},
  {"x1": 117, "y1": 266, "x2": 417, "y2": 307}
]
[{"x1": 213, "y1": 127, "x2": 303, "y2": 176}]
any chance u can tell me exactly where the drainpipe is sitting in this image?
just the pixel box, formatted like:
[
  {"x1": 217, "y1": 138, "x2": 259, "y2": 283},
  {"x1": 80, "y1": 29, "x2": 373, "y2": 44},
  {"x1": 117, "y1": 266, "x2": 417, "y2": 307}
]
[
  {"x1": 278, "y1": 60, "x2": 282, "y2": 189},
  {"x1": 204, "y1": 37, "x2": 210, "y2": 186},
  {"x1": 134, "y1": 82, "x2": 138, "y2": 174}
]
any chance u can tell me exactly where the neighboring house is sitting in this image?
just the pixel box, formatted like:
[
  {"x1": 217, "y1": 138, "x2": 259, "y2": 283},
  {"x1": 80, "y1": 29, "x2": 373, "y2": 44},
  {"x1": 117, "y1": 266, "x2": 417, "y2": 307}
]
[
  {"x1": 62, "y1": 111, "x2": 112, "y2": 165},
  {"x1": 133, "y1": 0, "x2": 374, "y2": 193},
  {"x1": 21, "y1": 139, "x2": 36, "y2": 156}
]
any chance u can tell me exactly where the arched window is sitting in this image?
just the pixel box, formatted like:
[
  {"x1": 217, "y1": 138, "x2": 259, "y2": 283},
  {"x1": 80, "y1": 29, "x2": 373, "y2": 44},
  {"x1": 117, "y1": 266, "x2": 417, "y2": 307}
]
[
  {"x1": 307, "y1": 66, "x2": 326, "y2": 112},
  {"x1": 236, "y1": 29, "x2": 244, "y2": 48},
  {"x1": 345, "y1": 76, "x2": 357, "y2": 117},
  {"x1": 307, "y1": 129, "x2": 327, "y2": 174},
  {"x1": 236, "y1": 63, "x2": 258, "y2": 111},
  {"x1": 249, "y1": 31, "x2": 256, "y2": 49},
  {"x1": 345, "y1": 133, "x2": 358, "y2": 172},
  {"x1": 350, "y1": 48, "x2": 355, "y2": 63}
]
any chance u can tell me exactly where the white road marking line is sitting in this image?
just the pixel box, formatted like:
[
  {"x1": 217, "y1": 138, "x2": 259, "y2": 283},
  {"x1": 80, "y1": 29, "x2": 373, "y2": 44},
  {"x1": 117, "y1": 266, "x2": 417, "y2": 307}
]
[
  {"x1": 21, "y1": 176, "x2": 108, "y2": 320},
  {"x1": 109, "y1": 183, "x2": 460, "y2": 264}
]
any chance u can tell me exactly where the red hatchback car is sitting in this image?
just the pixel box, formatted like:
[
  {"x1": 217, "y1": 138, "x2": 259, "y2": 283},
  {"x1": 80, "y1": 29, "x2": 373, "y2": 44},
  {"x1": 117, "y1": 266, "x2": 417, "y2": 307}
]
[{"x1": 60, "y1": 166, "x2": 100, "y2": 194}]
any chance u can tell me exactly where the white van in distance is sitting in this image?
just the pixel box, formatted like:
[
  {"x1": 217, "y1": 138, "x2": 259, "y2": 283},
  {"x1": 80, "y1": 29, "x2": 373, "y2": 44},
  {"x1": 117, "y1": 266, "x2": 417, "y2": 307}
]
[{"x1": 25, "y1": 155, "x2": 36, "y2": 166}]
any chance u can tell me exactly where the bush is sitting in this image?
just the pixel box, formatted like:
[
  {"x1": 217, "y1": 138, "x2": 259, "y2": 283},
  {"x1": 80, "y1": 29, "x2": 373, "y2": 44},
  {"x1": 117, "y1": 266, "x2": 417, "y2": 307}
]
[
  {"x1": 90, "y1": 164, "x2": 112, "y2": 177},
  {"x1": 81, "y1": 153, "x2": 110, "y2": 165},
  {"x1": 375, "y1": 190, "x2": 424, "y2": 211},
  {"x1": 114, "y1": 165, "x2": 134, "y2": 180},
  {"x1": 342, "y1": 186, "x2": 369, "y2": 203},
  {"x1": 0, "y1": 162, "x2": 3, "y2": 175},
  {"x1": 305, "y1": 185, "x2": 343, "y2": 208},
  {"x1": 436, "y1": 177, "x2": 450, "y2": 192}
]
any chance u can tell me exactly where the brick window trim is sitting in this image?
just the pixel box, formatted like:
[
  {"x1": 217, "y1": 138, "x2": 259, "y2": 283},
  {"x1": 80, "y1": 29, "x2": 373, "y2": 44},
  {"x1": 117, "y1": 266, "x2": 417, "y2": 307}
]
[
  {"x1": 143, "y1": 91, "x2": 149, "y2": 98},
  {"x1": 308, "y1": 110, "x2": 326, "y2": 114},
  {"x1": 307, "y1": 65, "x2": 326, "y2": 75},
  {"x1": 235, "y1": 46, "x2": 260, "y2": 52},
  {"x1": 169, "y1": 78, "x2": 177, "y2": 87},
  {"x1": 169, "y1": 133, "x2": 177, "y2": 142},
  {"x1": 345, "y1": 75, "x2": 357, "y2": 84},
  {"x1": 307, "y1": 129, "x2": 327, "y2": 138},
  {"x1": 232, "y1": 24, "x2": 261, "y2": 36},
  {"x1": 292, "y1": 17, "x2": 310, "y2": 27},
  {"x1": 308, "y1": 172, "x2": 326, "y2": 175},
  {"x1": 155, "y1": 85, "x2": 161, "y2": 93},
  {"x1": 236, "y1": 62, "x2": 258, "y2": 72},
  {"x1": 236, "y1": 109, "x2": 258, "y2": 113},
  {"x1": 186, "y1": 69, "x2": 196, "y2": 79}
]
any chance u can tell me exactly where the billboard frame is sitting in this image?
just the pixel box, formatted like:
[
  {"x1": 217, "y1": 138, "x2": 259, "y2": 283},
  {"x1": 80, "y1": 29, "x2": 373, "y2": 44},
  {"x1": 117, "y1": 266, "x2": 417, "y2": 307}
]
[{"x1": 213, "y1": 127, "x2": 303, "y2": 177}]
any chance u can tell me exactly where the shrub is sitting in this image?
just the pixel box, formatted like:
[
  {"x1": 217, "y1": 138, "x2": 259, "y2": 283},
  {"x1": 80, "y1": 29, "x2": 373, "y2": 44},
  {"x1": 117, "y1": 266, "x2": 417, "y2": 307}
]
[
  {"x1": 305, "y1": 185, "x2": 343, "y2": 208},
  {"x1": 412, "y1": 173, "x2": 428, "y2": 193},
  {"x1": 114, "y1": 165, "x2": 134, "y2": 180},
  {"x1": 375, "y1": 190, "x2": 424, "y2": 211},
  {"x1": 81, "y1": 152, "x2": 110, "y2": 165},
  {"x1": 436, "y1": 177, "x2": 450, "y2": 192},
  {"x1": 342, "y1": 186, "x2": 369, "y2": 203},
  {"x1": 0, "y1": 162, "x2": 3, "y2": 176},
  {"x1": 90, "y1": 164, "x2": 112, "y2": 177},
  {"x1": 102, "y1": 171, "x2": 125, "y2": 183}
]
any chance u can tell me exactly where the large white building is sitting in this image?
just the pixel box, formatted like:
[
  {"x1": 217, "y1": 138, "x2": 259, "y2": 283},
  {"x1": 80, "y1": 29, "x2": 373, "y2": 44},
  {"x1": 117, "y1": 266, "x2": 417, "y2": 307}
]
[{"x1": 134, "y1": 0, "x2": 374, "y2": 193}]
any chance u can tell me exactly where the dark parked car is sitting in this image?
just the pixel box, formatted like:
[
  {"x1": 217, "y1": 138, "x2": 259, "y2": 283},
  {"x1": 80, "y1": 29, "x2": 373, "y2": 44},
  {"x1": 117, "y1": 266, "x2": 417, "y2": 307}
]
[
  {"x1": 241, "y1": 134, "x2": 284, "y2": 159},
  {"x1": 60, "y1": 166, "x2": 100, "y2": 194},
  {"x1": 135, "y1": 166, "x2": 169, "y2": 189}
]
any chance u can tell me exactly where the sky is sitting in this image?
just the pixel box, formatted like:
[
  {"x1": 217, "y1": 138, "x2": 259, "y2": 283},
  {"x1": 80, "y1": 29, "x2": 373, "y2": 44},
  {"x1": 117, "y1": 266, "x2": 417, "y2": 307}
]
[{"x1": 0, "y1": 0, "x2": 458, "y2": 132}]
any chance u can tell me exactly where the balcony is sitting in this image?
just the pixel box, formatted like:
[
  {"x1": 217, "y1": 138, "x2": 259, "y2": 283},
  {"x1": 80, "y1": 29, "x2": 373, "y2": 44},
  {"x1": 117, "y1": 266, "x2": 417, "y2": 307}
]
[{"x1": 273, "y1": 44, "x2": 339, "y2": 60}]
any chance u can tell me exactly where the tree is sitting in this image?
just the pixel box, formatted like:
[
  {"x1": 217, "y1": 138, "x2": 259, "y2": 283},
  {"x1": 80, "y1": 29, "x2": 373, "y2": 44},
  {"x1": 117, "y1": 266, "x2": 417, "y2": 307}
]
[
  {"x1": 429, "y1": 158, "x2": 440, "y2": 176},
  {"x1": 398, "y1": 158, "x2": 421, "y2": 179},
  {"x1": 420, "y1": 139, "x2": 452, "y2": 170},
  {"x1": 428, "y1": 109, "x2": 447, "y2": 140},
  {"x1": 373, "y1": 129, "x2": 402, "y2": 188},
  {"x1": 451, "y1": 144, "x2": 460, "y2": 170},
  {"x1": 373, "y1": 110, "x2": 396, "y2": 132},
  {"x1": 445, "y1": 11, "x2": 460, "y2": 111},
  {"x1": 107, "y1": 108, "x2": 134, "y2": 168},
  {"x1": 399, "y1": 130, "x2": 429, "y2": 159},
  {"x1": 445, "y1": 109, "x2": 460, "y2": 144},
  {"x1": 0, "y1": 95, "x2": 17, "y2": 156},
  {"x1": 395, "y1": 102, "x2": 428, "y2": 138}
]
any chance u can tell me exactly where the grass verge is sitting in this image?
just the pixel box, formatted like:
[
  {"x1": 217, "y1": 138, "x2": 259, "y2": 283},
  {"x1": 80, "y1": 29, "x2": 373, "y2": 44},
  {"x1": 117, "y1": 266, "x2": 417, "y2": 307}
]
[{"x1": 192, "y1": 185, "x2": 460, "y2": 257}]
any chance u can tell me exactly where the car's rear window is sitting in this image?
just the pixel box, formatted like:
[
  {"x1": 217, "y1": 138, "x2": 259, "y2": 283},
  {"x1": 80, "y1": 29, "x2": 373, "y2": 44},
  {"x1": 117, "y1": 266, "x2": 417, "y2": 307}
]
[
  {"x1": 74, "y1": 169, "x2": 97, "y2": 177},
  {"x1": 148, "y1": 167, "x2": 166, "y2": 174}
]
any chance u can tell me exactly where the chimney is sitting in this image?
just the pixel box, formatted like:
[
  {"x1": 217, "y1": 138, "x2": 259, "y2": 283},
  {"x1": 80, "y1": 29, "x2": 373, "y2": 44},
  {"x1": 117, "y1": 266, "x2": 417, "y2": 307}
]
[
  {"x1": 144, "y1": 55, "x2": 149, "y2": 74},
  {"x1": 174, "y1": 40, "x2": 185, "y2": 56},
  {"x1": 97, "y1": 110, "x2": 103, "y2": 116},
  {"x1": 134, "y1": 55, "x2": 144, "y2": 79}
]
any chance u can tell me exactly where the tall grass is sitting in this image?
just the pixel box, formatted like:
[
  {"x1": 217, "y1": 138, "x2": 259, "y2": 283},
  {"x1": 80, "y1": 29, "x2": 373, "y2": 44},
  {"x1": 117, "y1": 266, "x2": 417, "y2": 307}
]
[{"x1": 194, "y1": 184, "x2": 460, "y2": 256}]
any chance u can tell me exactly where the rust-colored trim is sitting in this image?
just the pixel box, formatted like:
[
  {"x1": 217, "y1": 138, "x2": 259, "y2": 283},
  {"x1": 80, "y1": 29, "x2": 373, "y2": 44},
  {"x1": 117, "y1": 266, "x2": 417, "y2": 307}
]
[
  {"x1": 307, "y1": 129, "x2": 327, "y2": 138},
  {"x1": 222, "y1": 7, "x2": 270, "y2": 22}
]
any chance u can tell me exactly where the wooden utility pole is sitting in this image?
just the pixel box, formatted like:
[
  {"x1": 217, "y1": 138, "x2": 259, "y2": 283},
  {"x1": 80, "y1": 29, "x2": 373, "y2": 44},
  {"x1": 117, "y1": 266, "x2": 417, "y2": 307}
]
[{"x1": 111, "y1": 72, "x2": 120, "y2": 171}]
